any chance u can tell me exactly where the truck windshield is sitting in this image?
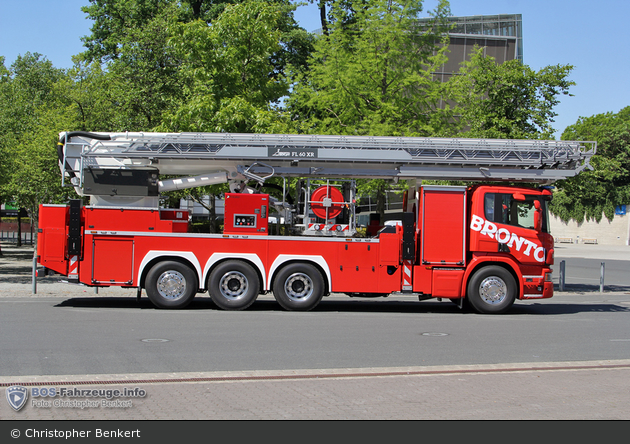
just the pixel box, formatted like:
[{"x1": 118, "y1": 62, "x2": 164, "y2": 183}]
[{"x1": 484, "y1": 193, "x2": 549, "y2": 233}]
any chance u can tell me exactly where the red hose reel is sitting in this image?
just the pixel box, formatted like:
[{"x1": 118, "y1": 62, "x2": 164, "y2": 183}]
[{"x1": 310, "y1": 185, "x2": 344, "y2": 220}]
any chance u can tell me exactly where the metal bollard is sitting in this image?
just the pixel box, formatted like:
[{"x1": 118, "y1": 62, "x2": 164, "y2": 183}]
[
  {"x1": 559, "y1": 260, "x2": 565, "y2": 292},
  {"x1": 32, "y1": 254, "x2": 37, "y2": 295},
  {"x1": 600, "y1": 262, "x2": 605, "y2": 293}
]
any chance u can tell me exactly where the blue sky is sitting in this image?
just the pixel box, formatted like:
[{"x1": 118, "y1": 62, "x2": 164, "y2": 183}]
[{"x1": 1, "y1": 0, "x2": 628, "y2": 139}]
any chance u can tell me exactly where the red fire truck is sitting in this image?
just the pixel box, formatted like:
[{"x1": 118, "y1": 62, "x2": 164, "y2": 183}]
[{"x1": 37, "y1": 132, "x2": 595, "y2": 314}]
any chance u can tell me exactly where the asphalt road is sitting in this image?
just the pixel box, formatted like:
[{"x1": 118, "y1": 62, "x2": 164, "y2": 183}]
[{"x1": 1, "y1": 290, "x2": 629, "y2": 377}]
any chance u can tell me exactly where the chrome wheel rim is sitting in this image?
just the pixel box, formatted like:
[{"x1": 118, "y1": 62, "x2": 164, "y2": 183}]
[
  {"x1": 478, "y1": 276, "x2": 507, "y2": 305},
  {"x1": 219, "y1": 271, "x2": 248, "y2": 300},
  {"x1": 157, "y1": 271, "x2": 187, "y2": 300},
  {"x1": 284, "y1": 272, "x2": 313, "y2": 302}
]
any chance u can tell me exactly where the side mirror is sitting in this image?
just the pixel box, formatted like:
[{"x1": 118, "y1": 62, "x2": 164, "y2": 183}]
[
  {"x1": 513, "y1": 193, "x2": 526, "y2": 202},
  {"x1": 533, "y1": 200, "x2": 542, "y2": 232}
]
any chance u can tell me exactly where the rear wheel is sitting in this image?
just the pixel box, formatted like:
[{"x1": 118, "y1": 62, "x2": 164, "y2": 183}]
[
  {"x1": 273, "y1": 263, "x2": 324, "y2": 311},
  {"x1": 467, "y1": 266, "x2": 516, "y2": 314},
  {"x1": 208, "y1": 260, "x2": 260, "y2": 310},
  {"x1": 145, "y1": 261, "x2": 197, "y2": 309}
]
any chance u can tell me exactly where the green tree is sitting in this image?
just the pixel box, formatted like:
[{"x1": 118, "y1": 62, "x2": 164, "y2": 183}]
[
  {"x1": 159, "y1": 0, "x2": 292, "y2": 133},
  {"x1": 54, "y1": 60, "x2": 121, "y2": 132},
  {"x1": 307, "y1": 0, "x2": 371, "y2": 36},
  {"x1": 80, "y1": 0, "x2": 312, "y2": 131},
  {"x1": 81, "y1": 0, "x2": 179, "y2": 62},
  {"x1": 0, "y1": 54, "x2": 75, "y2": 246},
  {"x1": 549, "y1": 107, "x2": 630, "y2": 223},
  {"x1": 81, "y1": 0, "x2": 186, "y2": 130},
  {"x1": 0, "y1": 57, "x2": 13, "y2": 203},
  {"x1": 288, "y1": 0, "x2": 452, "y2": 137},
  {"x1": 449, "y1": 47, "x2": 575, "y2": 140},
  {"x1": 155, "y1": 1, "x2": 296, "y2": 226}
]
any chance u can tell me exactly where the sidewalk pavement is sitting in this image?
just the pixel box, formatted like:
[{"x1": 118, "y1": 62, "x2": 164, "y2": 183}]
[
  {"x1": 551, "y1": 242, "x2": 629, "y2": 261},
  {"x1": 1, "y1": 240, "x2": 629, "y2": 420},
  {"x1": 2, "y1": 361, "x2": 630, "y2": 420}
]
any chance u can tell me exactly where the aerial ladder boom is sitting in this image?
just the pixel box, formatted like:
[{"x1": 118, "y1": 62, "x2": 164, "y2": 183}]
[{"x1": 58, "y1": 131, "x2": 596, "y2": 206}]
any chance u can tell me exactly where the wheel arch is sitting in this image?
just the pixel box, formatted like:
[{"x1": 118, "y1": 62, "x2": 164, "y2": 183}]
[
  {"x1": 463, "y1": 257, "x2": 522, "y2": 300},
  {"x1": 138, "y1": 251, "x2": 202, "y2": 290},
  {"x1": 203, "y1": 254, "x2": 265, "y2": 293},
  {"x1": 268, "y1": 255, "x2": 331, "y2": 295}
]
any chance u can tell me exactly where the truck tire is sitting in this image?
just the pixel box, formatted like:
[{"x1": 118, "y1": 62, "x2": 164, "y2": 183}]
[
  {"x1": 208, "y1": 260, "x2": 260, "y2": 310},
  {"x1": 467, "y1": 266, "x2": 516, "y2": 314},
  {"x1": 273, "y1": 263, "x2": 324, "y2": 311},
  {"x1": 145, "y1": 261, "x2": 197, "y2": 309}
]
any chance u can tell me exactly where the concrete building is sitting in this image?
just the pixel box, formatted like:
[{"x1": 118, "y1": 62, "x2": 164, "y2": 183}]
[
  {"x1": 430, "y1": 13, "x2": 523, "y2": 83},
  {"x1": 550, "y1": 209, "x2": 630, "y2": 246}
]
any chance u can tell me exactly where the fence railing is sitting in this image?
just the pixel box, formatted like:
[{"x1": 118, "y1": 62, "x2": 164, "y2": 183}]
[{"x1": 0, "y1": 230, "x2": 34, "y2": 245}]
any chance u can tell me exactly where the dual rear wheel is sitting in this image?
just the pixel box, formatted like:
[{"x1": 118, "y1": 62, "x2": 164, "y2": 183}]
[
  {"x1": 208, "y1": 260, "x2": 260, "y2": 311},
  {"x1": 272, "y1": 263, "x2": 325, "y2": 311},
  {"x1": 208, "y1": 260, "x2": 325, "y2": 312}
]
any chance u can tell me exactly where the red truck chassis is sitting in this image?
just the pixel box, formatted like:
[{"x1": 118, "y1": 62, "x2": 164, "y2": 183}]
[{"x1": 38, "y1": 184, "x2": 554, "y2": 314}]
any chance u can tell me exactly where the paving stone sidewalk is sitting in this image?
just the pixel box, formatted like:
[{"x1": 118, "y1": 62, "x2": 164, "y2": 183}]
[{"x1": 2, "y1": 361, "x2": 630, "y2": 420}]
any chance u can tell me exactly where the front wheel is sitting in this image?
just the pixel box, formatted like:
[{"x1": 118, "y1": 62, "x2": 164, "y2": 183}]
[
  {"x1": 273, "y1": 263, "x2": 324, "y2": 311},
  {"x1": 208, "y1": 260, "x2": 260, "y2": 310},
  {"x1": 467, "y1": 266, "x2": 516, "y2": 314},
  {"x1": 145, "y1": 261, "x2": 198, "y2": 309}
]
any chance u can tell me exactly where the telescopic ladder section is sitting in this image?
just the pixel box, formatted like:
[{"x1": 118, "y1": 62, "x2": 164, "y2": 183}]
[{"x1": 59, "y1": 131, "x2": 596, "y2": 194}]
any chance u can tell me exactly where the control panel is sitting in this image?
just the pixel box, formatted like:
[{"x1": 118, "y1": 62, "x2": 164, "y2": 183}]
[{"x1": 223, "y1": 193, "x2": 269, "y2": 235}]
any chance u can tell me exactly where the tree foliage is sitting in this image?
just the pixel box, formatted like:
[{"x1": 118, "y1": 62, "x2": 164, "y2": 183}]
[
  {"x1": 288, "y1": 0, "x2": 452, "y2": 137},
  {"x1": 0, "y1": 54, "x2": 76, "y2": 236},
  {"x1": 80, "y1": 0, "x2": 186, "y2": 130},
  {"x1": 449, "y1": 47, "x2": 575, "y2": 140},
  {"x1": 287, "y1": 0, "x2": 452, "y2": 222},
  {"x1": 307, "y1": 0, "x2": 372, "y2": 36},
  {"x1": 74, "y1": 0, "x2": 310, "y2": 221},
  {"x1": 79, "y1": 0, "x2": 311, "y2": 131},
  {"x1": 0, "y1": 57, "x2": 13, "y2": 203},
  {"x1": 550, "y1": 107, "x2": 630, "y2": 223},
  {"x1": 159, "y1": 0, "x2": 291, "y2": 133}
]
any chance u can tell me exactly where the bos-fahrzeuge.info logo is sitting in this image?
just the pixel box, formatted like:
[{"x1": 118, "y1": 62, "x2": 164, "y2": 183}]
[
  {"x1": 6, "y1": 385, "x2": 146, "y2": 411},
  {"x1": 6, "y1": 386, "x2": 28, "y2": 411}
]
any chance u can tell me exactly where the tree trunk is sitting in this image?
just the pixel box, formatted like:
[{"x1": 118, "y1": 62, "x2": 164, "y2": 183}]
[{"x1": 319, "y1": 3, "x2": 329, "y2": 36}]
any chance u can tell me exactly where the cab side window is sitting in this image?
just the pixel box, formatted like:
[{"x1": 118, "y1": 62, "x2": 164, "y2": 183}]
[{"x1": 484, "y1": 193, "x2": 547, "y2": 232}]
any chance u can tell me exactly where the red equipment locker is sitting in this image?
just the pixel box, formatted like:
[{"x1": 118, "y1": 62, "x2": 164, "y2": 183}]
[{"x1": 420, "y1": 186, "x2": 467, "y2": 266}]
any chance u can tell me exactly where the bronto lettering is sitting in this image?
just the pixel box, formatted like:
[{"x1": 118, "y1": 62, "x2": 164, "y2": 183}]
[{"x1": 470, "y1": 215, "x2": 545, "y2": 263}]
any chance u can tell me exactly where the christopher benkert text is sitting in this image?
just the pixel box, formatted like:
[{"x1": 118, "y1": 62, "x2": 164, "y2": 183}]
[{"x1": 26, "y1": 429, "x2": 140, "y2": 438}]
